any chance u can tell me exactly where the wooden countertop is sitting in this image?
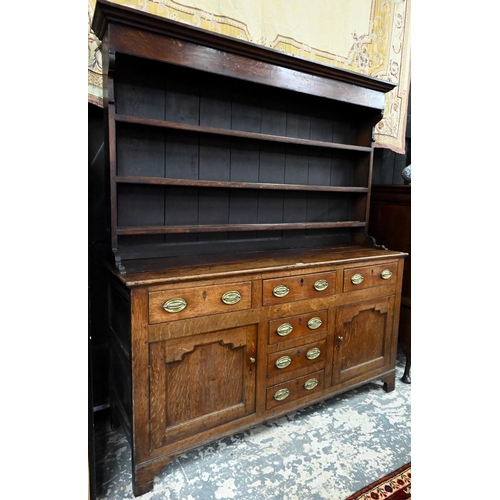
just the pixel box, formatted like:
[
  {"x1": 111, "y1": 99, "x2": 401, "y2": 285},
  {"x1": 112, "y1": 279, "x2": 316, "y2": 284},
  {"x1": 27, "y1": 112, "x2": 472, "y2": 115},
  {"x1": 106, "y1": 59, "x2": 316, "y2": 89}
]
[{"x1": 110, "y1": 245, "x2": 407, "y2": 287}]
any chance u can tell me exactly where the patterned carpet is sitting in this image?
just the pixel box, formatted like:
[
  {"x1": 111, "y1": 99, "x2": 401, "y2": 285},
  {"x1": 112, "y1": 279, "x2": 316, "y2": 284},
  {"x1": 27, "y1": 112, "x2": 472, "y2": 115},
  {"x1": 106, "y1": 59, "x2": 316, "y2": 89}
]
[{"x1": 93, "y1": 348, "x2": 411, "y2": 500}]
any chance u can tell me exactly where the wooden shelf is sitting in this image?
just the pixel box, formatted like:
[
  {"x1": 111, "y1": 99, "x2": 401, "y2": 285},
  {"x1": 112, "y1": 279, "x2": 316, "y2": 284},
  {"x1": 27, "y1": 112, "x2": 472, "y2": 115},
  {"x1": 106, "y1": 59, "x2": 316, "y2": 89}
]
[
  {"x1": 114, "y1": 114, "x2": 373, "y2": 153},
  {"x1": 117, "y1": 221, "x2": 366, "y2": 235},
  {"x1": 116, "y1": 176, "x2": 369, "y2": 193}
]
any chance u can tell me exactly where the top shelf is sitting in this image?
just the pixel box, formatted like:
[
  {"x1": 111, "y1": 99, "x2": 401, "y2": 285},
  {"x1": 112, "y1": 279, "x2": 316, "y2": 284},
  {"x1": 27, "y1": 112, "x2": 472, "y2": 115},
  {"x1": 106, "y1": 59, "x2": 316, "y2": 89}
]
[{"x1": 113, "y1": 114, "x2": 373, "y2": 153}]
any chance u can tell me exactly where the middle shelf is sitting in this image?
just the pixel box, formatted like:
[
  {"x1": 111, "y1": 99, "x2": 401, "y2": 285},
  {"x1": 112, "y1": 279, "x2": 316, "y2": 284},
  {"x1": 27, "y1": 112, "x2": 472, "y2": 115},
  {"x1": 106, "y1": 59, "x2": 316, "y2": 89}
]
[
  {"x1": 114, "y1": 113, "x2": 373, "y2": 153},
  {"x1": 116, "y1": 176, "x2": 369, "y2": 193},
  {"x1": 114, "y1": 121, "x2": 373, "y2": 191}
]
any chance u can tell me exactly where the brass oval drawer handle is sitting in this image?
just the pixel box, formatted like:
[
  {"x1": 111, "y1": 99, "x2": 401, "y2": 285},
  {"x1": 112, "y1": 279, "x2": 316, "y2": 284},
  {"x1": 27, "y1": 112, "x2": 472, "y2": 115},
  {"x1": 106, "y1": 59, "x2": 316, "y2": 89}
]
[
  {"x1": 313, "y1": 279, "x2": 328, "y2": 291},
  {"x1": 304, "y1": 378, "x2": 319, "y2": 390},
  {"x1": 273, "y1": 284, "x2": 290, "y2": 298},
  {"x1": 380, "y1": 269, "x2": 393, "y2": 280},
  {"x1": 306, "y1": 347, "x2": 321, "y2": 360},
  {"x1": 273, "y1": 388, "x2": 290, "y2": 401},
  {"x1": 277, "y1": 323, "x2": 293, "y2": 337},
  {"x1": 351, "y1": 273, "x2": 364, "y2": 285},
  {"x1": 275, "y1": 356, "x2": 292, "y2": 369},
  {"x1": 307, "y1": 317, "x2": 322, "y2": 330},
  {"x1": 162, "y1": 298, "x2": 187, "y2": 313},
  {"x1": 221, "y1": 291, "x2": 242, "y2": 305}
]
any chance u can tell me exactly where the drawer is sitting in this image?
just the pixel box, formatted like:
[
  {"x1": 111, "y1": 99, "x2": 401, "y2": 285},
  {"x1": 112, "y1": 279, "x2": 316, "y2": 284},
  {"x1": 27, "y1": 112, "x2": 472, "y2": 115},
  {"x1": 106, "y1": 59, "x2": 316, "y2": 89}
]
[
  {"x1": 263, "y1": 271, "x2": 336, "y2": 306},
  {"x1": 266, "y1": 370, "x2": 325, "y2": 410},
  {"x1": 148, "y1": 282, "x2": 252, "y2": 324},
  {"x1": 343, "y1": 262, "x2": 398, "y2": 293},
  {"x1": 267, "y1": 339, "x2": 326, "y2": 378},
  {"x1": 268, "y1": 310, "x2": 328, "y2": 345}
]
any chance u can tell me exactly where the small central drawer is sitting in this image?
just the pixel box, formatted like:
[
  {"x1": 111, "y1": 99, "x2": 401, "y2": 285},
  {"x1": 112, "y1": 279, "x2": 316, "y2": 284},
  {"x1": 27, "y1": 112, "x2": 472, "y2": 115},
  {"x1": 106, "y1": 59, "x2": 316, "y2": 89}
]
[
  {"x1": 266, "y1": 370, "x2": 325, "y2": 410},
  {"x1": 263, "y1": 271, "x2": 336, "y2": 306},
  {"x1": 267, "y1": 339, "x2": 326, "y2": 378},
  {"x1": 148, "y1": 282, "x2": 252, "y2": 324},
  {"x1": 343, "y1": 262, "x2": 398, "y2": 293},
  {"x1": 268, "y1": 310, "x2": 327, "y2": 345}
]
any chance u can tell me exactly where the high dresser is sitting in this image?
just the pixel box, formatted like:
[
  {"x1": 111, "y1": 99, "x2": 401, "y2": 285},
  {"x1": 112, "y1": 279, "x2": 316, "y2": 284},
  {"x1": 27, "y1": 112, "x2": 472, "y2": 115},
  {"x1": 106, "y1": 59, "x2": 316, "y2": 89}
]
[{"x1": 91, "y1": 1, "x2": 407, "y2": 495}]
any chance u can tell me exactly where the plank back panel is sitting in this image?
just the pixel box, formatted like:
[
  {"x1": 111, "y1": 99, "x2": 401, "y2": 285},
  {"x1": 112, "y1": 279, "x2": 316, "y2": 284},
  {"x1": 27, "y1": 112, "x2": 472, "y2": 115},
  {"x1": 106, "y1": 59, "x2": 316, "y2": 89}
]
[{"x1": 108, "y1": 50, "x2": 379, "y2": 268}]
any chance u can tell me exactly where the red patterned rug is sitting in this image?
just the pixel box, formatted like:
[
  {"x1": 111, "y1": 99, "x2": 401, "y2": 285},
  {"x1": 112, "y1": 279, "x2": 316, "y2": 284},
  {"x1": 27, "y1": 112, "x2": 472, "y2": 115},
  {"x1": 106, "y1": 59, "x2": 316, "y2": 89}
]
[{"x1": 346, "y1": 463, "x2": 411, "y2": 499}]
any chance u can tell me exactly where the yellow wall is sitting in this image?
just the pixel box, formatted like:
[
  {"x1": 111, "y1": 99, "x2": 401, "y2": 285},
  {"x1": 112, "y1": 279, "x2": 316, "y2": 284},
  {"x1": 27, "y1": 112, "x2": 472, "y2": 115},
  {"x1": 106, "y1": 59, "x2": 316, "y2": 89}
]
[{"x1": 88, "y1": 0, "x2": 410, "y2": 152}]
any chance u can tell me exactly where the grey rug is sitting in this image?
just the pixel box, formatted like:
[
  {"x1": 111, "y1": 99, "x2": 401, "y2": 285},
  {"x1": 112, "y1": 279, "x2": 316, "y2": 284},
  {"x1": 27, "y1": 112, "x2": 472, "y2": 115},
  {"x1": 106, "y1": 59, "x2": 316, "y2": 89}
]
[{"x1": 94, "y1": 348, "x2": 411, "y2": 500}]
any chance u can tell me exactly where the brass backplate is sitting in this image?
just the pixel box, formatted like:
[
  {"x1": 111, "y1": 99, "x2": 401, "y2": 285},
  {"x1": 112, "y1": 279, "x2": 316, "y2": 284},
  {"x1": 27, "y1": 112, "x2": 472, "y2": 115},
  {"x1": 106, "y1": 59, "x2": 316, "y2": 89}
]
[
  {"x1": 314, "y1": 279, "x2": 328, "y2": 291},
  {"x1": 273, "y1": 284, "x2": 290, "y2": 298},
  {"x1": 351, "y1": 273, "x2": 364, "y2": 285},
  {"x1": 221, "y1": 291, "x2": 242, "y2": 305},
  {"x1": 304, "y1": 378, "x2": 319, "y2": 390},
  {"x1": 162, "y1": 298, "x2": 187, "y2": 313},
  {"x1": 307, "y1": 317, "x2": 322, "y2": 330},
  {"x1": 277, "y1": 323, "x2": 293, "y2": 336},
  {"x1": 275, "y1": 356, "x2": 292, "y2": 369},
  {"x1": 381, "y1": 269, "x2": 393, "y2": 280},
  {"x1": 306, "y1": 347, "x2": 321, "y2": 360},
  {"x1": 273, "y1": 388, "x2": 290, "y2": 401}
]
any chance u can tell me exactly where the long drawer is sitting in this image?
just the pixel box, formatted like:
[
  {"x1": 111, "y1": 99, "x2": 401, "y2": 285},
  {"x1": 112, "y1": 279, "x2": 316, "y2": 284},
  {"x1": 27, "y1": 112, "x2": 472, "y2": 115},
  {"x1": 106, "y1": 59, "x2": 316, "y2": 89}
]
[{"x1": 148, "y1": 282, "x2": 252, "y2": 324}]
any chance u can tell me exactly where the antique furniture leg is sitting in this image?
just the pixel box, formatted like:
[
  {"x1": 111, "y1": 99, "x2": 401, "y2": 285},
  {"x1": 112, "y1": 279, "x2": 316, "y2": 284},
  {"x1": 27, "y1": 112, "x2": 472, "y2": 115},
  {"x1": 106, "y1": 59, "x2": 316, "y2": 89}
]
[
  {"x1": 382, "y1": 372, "x2": 396, "y2": 392},
  {"x1": 400, "y1": 342, "x2": 411, "y2": 384},
  {"x1": 133, "y1": 458, "x2": 173, "y2": 497},
  {"x1": 133, "y1": 470, "x2": 156, "y2": 497}
]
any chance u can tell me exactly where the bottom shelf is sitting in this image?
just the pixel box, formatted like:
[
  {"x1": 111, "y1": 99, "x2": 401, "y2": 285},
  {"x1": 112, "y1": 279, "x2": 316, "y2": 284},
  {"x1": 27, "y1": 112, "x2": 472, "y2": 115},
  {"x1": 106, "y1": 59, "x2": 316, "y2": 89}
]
[{"x1": 117, "y1": 221, "x2": 366, "y2": 235}]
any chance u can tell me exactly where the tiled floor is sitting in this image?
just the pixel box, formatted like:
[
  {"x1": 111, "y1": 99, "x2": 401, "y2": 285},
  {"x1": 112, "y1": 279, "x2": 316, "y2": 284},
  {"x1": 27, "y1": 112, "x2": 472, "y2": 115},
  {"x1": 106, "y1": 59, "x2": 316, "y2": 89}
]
[{"x1": 93, "y1": 349, "x2": 411, "y2": 500}]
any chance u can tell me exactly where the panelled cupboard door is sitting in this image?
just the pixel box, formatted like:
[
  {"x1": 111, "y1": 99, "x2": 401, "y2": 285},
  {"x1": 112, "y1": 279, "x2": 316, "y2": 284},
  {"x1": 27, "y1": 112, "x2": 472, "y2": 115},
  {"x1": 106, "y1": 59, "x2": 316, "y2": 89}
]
[
  {"x1": 149, "y1": 325, "x2": 257, "y2": 451},
  {"x1": 333, "y1": 297, "x2": 395, "y2": 384}
]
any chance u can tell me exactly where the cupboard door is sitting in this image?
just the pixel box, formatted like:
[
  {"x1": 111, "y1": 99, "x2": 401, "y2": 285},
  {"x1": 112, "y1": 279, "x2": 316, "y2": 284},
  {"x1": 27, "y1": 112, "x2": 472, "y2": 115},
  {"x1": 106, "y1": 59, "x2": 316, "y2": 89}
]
[
  {"x1": 333, "y1": 297, "x2": 395, "y2": 384},
  {"x1": 149, "y1": 325, "x2": 257, "y2": 451}
]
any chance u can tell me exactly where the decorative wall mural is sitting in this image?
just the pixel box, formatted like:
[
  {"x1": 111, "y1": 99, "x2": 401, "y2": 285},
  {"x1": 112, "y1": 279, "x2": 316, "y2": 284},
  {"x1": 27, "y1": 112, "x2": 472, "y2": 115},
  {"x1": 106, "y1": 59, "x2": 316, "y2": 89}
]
[{"x1": 88, "y1": 0, "x2": 410, "y2": 153}]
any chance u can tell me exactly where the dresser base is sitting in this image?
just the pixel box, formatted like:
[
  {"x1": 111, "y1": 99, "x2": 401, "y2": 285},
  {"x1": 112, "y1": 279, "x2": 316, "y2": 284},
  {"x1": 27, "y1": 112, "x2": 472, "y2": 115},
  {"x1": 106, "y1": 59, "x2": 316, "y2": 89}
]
[{"x1": 107, "y1": 246, "x2": 406, "y2": 496}]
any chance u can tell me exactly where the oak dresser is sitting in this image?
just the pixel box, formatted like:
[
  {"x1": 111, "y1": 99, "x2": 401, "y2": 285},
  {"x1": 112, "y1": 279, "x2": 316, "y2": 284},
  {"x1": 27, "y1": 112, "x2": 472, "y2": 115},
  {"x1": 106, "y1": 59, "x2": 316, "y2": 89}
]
[{"x1": 92, "y1": 1, "x2": 407, "y2": 495}]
